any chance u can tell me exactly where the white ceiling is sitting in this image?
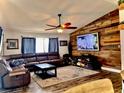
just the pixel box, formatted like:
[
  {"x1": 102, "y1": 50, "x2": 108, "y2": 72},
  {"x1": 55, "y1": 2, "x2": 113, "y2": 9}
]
[{"x1": 0, "y1": 0, "x2": 118, "y2": 34}]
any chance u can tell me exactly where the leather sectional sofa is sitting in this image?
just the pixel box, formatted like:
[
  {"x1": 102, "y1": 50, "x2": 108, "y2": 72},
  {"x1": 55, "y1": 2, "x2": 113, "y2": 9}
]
[
  {"x1": 4, "y1": 52, "x2": 63, "y2": 71},
  {"x1": 0, "y1": 52, "x2": 62, "y2": 89}
]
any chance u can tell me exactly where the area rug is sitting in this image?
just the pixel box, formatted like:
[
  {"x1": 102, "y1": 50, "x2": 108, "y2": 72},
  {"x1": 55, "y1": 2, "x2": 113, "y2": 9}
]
[
  {"x1": 32, "y1": 66, "x2": 99, "y2": 88},
  {"x1": 0, "y1": 87, "x2": 23, "y2": 93}
]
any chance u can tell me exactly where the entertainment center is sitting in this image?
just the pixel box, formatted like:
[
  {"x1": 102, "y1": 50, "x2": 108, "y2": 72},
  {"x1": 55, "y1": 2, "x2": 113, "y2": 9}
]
[
  {"x1": 71, "y1": 32, "x2": 101, "y2": 70},
  {"x1": 72, "y1": 54, "x2": 102, "y2": 70}
]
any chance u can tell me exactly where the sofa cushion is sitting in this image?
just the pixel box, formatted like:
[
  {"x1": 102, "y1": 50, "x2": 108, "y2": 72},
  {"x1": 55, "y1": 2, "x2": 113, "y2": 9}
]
[
  {"x1": 10, "y1": 54, "x2": 22, "y2": 59},
  {"x1": 48, "y1": 56, "x2": 59, "y2": 60},
  {"x1": 48, "y1": 52, "x2": 59, "y2": 56},
  {"x1": 24, "y1": 57, "x2": 36, "y2": 62},
  {"x1": 9, "y1": 59, "x2": 25, "y2": 67},
  {"x1": 37, "y1": 56, "x2": 48, "y2": 61},
  {"x1": 2, "y1": 56, "x2": 11, "y2": 61},
  {"x1": 50, "y1": 59, "x2": 61, "y2": 62},
  {"x1": 25, "y1": 61, "x2": 39, "y2": 66},
  {"x1": 22, "y1": 53, "x2": 36, "y2": 58},
  {"x1": 48, "y1": 52, "x2": 60, "y2": 60},
  {"x1": 39, "y1": 60, "x2": 51, "y2": 64}
]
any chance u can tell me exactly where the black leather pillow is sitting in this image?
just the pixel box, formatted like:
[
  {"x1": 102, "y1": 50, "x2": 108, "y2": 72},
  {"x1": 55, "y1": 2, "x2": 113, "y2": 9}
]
[{"x1": 10, "y1": 59, "x2": 25, "y2": 67}]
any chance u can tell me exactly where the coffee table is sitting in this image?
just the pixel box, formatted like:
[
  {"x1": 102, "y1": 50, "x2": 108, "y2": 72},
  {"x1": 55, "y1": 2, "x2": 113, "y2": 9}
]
[{"x1": 34, "y1": 63, "x2": 57, "y2": 79}]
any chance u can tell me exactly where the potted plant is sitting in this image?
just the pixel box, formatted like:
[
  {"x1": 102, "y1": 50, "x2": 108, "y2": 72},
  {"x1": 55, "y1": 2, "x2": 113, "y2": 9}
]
[
  {"x1": 118, "y1": 21, "x2": 124, "y2": 30},
  {"x1": 118, "y1": 0, "x2": 124, "y2": 5},
  {"x1": 120, "y1": 21, "x2": 124, "y2": 24}
]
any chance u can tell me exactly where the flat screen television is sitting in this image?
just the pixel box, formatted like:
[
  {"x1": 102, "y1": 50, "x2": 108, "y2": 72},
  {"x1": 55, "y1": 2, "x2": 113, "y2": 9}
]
[{"x1": 77, "y1": 32, "x2": 99, "y2": 51}]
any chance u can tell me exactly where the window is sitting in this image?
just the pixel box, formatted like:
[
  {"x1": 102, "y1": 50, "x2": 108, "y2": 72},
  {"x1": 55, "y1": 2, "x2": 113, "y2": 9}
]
[
  {"x1": 22, "y1": 38, "x2": 36, "y2": 54},
  {"x1": 22, "y1": 37, "x2": 58, "y2": 53},
  {"x1": 36, "y1": 38, "x2": 49, "y2": 53}
]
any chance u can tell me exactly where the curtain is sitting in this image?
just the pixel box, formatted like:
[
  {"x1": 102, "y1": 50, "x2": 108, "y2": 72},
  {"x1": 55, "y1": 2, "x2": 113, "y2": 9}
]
[
  {"x1": 0, "y1": 27, "x2": 3, "y2": 44},
  {"x1": 0, "y1": 27, "x2": 3, "y2": 54},
  {"x1": 49, "y1": 38, "x2": 59, "y2": 52},
  {"x1": 22, "y1": 37, "x2": 36, "y2": 54}
]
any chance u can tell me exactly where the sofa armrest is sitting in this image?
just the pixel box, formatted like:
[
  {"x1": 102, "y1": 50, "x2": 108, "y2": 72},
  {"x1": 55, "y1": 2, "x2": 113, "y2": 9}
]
[
  {"x1": 64, "y1": 78, "x2": 114, "y2": 93},
  {"x1": 9, "y1": 70, "x2": 26, "y2": 76},
  {"x1": 9, "y1": 66, "x2": 27, "y2": 76},
  {"x1": 12, "y1": 64, "x2": 25, "y2": 70},
  {"x1": 3, "y1": 69, "x2": 30, "y2": 89}
]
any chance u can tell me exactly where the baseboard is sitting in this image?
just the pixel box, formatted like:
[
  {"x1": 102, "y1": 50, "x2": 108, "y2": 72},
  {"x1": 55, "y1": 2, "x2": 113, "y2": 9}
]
[{"x1": 101, "y1": 67, "x2": 121, "y2": 73}]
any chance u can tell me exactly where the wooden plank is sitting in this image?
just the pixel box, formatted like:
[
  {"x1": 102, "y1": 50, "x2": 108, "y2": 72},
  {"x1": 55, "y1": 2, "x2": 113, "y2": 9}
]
[
  {"x1": 101, "y1": 45, "x2": 120, "y2": 51},
  {"x1": 101, "y1": 26, "x2": 119, "y2": 35}
]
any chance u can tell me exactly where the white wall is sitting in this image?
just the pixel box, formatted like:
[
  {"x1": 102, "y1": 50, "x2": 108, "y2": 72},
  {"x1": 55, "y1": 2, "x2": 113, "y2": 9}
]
[
  {"x1": 3, "y1": 31, "x2": 70, "y2": 57},
  {"x1": 119, "y1": 8, "x2": 124, "y2": 70},
  {"x1": 120, "y1": 30, "x2": 124, "y2": 70}
]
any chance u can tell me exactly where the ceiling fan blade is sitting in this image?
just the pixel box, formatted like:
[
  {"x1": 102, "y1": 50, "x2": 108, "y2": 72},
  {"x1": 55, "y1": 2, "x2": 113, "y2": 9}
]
[
  {"x1": 45, "y1": 27, "x2": 57, "y2": 30},
  {"x1": 61, "y1": 22, "x2": 71, "y2": 28},
  {"x1": 64, "y1": 27, "x2": 77, "y2": 29},
  {"x1": 46, "y1": 24, "x2": 57, "y2": 27},
  {"x1": 64, "y1": 22, "x2": 71, "y2": 26}
]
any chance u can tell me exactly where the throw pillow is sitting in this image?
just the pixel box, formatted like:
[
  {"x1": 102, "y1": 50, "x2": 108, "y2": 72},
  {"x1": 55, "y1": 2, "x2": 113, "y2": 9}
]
[{"x1": 10, "y1": 59, "x2": 25, "y2": 67}]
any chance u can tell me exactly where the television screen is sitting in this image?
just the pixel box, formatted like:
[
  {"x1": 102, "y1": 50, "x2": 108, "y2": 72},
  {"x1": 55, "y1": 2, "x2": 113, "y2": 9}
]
[{"x1": 77, "y1": 32, "x2": 99, "y2": 51}]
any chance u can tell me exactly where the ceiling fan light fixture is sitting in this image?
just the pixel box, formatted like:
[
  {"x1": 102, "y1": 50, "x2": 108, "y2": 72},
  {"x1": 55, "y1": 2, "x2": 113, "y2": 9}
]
[
  {"x1": 57, "y1": 28, "x2": 63, "y2": 33},
  {"x1": 45, "y1": 14, "x2": 77, "y2": 31},
  {"x1": 61, "y1": 24, "x2": 66, "y2": 28}
]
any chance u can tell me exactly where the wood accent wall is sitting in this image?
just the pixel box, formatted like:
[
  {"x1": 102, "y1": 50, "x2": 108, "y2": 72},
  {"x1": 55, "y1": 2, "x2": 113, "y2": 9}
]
[{"x1": 70, "y1": 9, "x2": 121, "y2": 69}]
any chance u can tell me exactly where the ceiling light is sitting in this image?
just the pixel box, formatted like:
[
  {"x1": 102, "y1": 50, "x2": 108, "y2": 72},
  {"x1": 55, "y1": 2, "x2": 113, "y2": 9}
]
[{"x1": 57, "y1": 28, "x2": 63, "y2": 33}]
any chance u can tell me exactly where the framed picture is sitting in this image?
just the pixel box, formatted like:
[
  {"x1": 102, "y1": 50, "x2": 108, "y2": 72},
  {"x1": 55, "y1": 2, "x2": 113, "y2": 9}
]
[
  {"x1": 60, "y1": 40, "x2": 68, "y2": 46},
  {"x1": 7, "y1": 39, "x2": 19, "y2": 49}
]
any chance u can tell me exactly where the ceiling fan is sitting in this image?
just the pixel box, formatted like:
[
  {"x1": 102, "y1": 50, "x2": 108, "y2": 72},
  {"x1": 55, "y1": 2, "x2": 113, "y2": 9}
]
[{"x1": 45, "y1": 14, "x2": 77, "y2": 31}]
